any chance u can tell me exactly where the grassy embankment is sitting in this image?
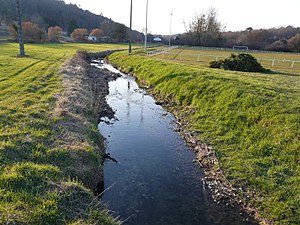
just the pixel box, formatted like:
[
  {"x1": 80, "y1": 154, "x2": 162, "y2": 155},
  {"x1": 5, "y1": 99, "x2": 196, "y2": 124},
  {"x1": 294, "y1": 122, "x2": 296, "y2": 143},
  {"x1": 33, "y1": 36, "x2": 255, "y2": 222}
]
[
  {"x1": 110, "y1": 51, "x2": 300, "y2": 225},
  {"x1": 0, "y1": 43, "x2": 124, "y2": 224}
]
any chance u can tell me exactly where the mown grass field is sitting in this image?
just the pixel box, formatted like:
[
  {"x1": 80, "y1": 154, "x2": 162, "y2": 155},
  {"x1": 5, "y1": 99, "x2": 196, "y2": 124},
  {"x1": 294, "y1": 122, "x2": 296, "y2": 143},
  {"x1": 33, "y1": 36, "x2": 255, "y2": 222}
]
[
  {"x1": 149, "y1": 47, "x2": 300, "y2": 75},
  {"x1": 0, "y1": 43, "x2": 127, "y2": 224},
  {"x1": 111, "y1": 51, "x2": 300, "y2": 225}
]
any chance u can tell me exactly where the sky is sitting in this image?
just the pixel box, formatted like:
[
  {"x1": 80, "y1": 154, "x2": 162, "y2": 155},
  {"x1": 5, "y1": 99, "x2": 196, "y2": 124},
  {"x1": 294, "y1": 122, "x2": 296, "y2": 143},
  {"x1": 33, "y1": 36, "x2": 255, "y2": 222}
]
[{"x1": 65, "y1": 0, "x2": 300, "y2": 35}]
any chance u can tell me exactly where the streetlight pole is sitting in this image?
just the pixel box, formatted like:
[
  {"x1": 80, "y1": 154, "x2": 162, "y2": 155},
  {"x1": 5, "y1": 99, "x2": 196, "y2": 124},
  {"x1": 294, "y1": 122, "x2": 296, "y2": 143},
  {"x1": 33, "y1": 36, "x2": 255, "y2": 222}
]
[
  {"x1": 169, "y1": 13, "x2": 172, "y2": 46},
  {"x1": 129, "y1": 0, "x2": 133, "y2": 53},
  {"x1": 144, "y1": 0, "x2": 148, "y2": 52}
]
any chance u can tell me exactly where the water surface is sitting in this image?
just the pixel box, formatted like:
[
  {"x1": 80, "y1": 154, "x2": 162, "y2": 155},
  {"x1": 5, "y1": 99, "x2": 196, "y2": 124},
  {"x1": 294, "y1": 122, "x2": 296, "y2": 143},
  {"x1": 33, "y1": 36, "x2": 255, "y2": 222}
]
[{"x1": 98, "y1": 67, "x2": 257, "y2": 225}]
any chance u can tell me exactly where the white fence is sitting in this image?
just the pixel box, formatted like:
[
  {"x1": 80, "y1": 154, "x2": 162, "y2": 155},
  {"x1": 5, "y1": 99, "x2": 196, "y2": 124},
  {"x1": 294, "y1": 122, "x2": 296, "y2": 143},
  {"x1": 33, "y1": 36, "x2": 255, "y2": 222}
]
[
  {"x1": 147, "y1": 51, "x2": 300, "y2": 69},
  {"x1": 190, "y1": 46, "x2": 300, "y2": 56},
  {"x1": 146, "y1": 46, "x2": 178, "y2": 57}
]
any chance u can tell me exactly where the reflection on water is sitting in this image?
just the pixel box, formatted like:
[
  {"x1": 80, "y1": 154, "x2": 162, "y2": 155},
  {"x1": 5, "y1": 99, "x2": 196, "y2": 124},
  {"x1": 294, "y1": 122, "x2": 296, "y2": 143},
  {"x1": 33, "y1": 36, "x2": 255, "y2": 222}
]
[{"x1": 99, "y1": 70, "x2": 257, "y2": 225}]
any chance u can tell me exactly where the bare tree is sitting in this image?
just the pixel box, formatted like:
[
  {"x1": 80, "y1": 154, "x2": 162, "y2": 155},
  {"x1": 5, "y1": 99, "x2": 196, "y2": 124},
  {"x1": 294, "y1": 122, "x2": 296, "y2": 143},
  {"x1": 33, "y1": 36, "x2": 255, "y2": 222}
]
[
  {"x1": 188, "y1": 8, "x2": 224, "y2": 47},
  {"x1": 16, "y1": 0, "x2": 25, "y2": 57}
]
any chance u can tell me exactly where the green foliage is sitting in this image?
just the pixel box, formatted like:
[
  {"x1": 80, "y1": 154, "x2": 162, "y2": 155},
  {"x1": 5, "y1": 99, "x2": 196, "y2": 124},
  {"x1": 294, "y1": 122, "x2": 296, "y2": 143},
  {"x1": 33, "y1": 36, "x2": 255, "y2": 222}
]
[
  {"x1": 110, "y1": 51, "x2": 300, "y2": 224},
  {"x1": 209, "y1": 59, "x2": 223, "y2": 68},
  {"x1": 0, "y1": 43, "x2": 123, "y2": 224},
  {"x1": 210, "y1": 53, "x2": 267, "y2": 72}
]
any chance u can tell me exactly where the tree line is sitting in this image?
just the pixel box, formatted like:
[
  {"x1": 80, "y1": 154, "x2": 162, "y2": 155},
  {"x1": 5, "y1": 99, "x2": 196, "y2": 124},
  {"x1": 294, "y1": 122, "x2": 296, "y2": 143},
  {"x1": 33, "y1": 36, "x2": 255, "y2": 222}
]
[
  {"x1": 1, "y1": 1, "x2": 299, "y2": 52},
  {"x1": 0, "y1": 0, "x2": 143, "y2": 43},
  {"x1": 171, "y1": 8, "x2": 300, "y2": 52}
]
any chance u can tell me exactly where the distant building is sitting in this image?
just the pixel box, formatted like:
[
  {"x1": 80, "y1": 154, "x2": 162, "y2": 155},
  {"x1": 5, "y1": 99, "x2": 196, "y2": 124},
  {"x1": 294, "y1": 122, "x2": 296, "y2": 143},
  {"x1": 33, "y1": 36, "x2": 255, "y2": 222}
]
[
  {"x1": 88, "y1": 35, "x2": 97, "y2": 41},
  {"x1": 153, "y1": 37, "x2": 162, "y2": 42}
]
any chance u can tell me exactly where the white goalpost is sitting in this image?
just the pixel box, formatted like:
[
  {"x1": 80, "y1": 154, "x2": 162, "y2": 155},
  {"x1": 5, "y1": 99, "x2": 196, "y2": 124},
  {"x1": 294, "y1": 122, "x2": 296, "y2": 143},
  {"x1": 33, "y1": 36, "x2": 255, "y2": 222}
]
[{"x1": 232, "y1": 45, "x2": 249, "y2": 51}]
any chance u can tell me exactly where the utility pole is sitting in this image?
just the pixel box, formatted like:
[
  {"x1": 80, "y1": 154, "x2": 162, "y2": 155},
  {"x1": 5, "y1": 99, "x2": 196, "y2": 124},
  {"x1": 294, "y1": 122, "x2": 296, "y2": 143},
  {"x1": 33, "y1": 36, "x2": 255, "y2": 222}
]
[
  {"x1": 144, "y1": 0, "x2": 148, "y2": 52},
  {"x1": 16, "y1": 0, "x2": 25, "y2": 57},
  {"x1": 169, "y1": 13, "x2": 172, "y2": 46},
  {"x1": 129, "y1": 0, "x2": 133, "y2": 53}
]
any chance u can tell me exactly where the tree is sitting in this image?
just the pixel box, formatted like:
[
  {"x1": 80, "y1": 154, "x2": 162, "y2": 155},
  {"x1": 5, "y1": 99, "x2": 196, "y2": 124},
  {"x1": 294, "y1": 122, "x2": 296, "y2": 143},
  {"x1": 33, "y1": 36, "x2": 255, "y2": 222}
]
[
  {"x1": 265, "y1": 40, "x2": 289, "y2": 52},
  {"x1": 100, "y1": 20, "x2": 112, "y2": 36},
  {"x1": 9, "y1": 23, "x2": 18, "y2": 41},
  {"x1": 245, "y1": 30, "x2": 271, "y2": 50},
  {"x1": 16, "y1": 0, "x2": 25, "y2": 56},
  {"x1": 22, "y1": 21, "x2": 45, "y2": 42},
  {"x1": 188, "y1": 8, "x2": 224, "y2": 47},
  {"x1": 90, "y1": 28, "x2": 103, "y2": 38},
  {"x1": 68, "y1": 18, "x2": 79, "y2": 34},
  {"x1": 288, "y1": 34, "x2": 300, "y2": 52},
  {"x1": 71, "y1": 28, "x2": 87, "y2": 42},
  {"x1": 246, "y1": 27, "x2": 253, "y2": 33},
  {"x1": 113, "y1": 24, "x2": 128, "y2": 42},
  {"x1": 9, "y1": 21, "x2": 45, "y2": 42},
  {"x1": 48, "y1": 26, "x2": 62, "y2": 42}
]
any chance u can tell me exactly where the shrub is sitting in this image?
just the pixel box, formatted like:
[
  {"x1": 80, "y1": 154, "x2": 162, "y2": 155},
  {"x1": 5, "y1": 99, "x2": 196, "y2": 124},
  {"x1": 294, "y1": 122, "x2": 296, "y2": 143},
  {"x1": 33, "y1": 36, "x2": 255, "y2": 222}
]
[
  {"x1": 209, "y1": 53, "x2": 267, "y2": 72},
  {"x1": 209, "y1": 60, "x2": 223, "y2": 68}
]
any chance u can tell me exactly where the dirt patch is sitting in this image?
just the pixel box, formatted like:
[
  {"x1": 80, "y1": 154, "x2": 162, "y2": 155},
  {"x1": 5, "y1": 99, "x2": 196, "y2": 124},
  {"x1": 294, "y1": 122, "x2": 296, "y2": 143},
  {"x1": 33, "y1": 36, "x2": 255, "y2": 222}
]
[{"x1": 52, "y1": 51, "x2": 119, "y2": 193}]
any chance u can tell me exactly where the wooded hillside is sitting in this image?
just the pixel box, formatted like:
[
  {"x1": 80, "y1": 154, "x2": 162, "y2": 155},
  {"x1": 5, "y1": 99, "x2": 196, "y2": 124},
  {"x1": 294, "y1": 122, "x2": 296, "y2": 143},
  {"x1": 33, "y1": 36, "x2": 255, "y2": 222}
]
[{"x1": 0, "y1": 0, "x2": 143, "y2": 41}]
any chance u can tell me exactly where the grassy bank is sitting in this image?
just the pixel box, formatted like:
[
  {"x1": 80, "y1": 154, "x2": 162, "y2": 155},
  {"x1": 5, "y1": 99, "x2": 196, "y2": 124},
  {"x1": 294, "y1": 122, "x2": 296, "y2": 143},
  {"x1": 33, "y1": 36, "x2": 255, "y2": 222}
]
[
  {"x1": 110, "y1": 52, "x2": 300, "y2": 224},
  {"x1": 0, "y1": 43, "x2": 122, "y2": 224}
]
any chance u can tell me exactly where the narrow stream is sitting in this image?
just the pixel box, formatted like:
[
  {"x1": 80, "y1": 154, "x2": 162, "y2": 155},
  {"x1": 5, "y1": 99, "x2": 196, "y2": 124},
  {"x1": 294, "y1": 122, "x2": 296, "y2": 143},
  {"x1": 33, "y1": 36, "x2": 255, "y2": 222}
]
[{"x1": 98, "y1": 65, "x2": 257, "y2": 225}]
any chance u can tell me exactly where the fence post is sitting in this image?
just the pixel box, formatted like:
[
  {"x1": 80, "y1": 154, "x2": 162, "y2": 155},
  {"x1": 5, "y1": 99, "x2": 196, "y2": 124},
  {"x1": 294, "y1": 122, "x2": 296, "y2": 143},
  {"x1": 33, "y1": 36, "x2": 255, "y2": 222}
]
[
  {"x1": 291, "y1": 61, "x2": 295, "y2": 68},
  {"x1": 272, "y1": 60, "x2": 275, "y2": 67}
]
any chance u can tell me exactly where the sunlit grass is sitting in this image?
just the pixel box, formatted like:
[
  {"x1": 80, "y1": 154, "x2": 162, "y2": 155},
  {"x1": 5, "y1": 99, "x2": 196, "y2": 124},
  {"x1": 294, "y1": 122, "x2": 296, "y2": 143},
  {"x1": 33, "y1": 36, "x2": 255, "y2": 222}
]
[
  {"x1": 149, "y1": 47, "x2": 300, "y2": 74},
  {"x1": 111, "y1": 51, "x2": 300, "y2": 225},
  {"x1": 0, "y1": 43, "x2": 123, "y2": 224}
]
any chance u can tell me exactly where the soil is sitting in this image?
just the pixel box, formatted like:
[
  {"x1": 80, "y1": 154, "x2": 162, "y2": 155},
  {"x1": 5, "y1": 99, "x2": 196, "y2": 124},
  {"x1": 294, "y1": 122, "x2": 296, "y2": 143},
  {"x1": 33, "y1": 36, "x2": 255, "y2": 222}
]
[{"x1": 53, "y1": 51, "x2": 119, "y2": 193}]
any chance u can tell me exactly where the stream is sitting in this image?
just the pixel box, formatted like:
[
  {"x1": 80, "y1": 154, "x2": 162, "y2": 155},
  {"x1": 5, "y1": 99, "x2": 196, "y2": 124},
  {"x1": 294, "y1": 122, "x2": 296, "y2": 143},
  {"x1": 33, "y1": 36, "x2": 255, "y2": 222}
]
[{"x1": 97, "y1": 64, "x2": 257, "y2": 225}]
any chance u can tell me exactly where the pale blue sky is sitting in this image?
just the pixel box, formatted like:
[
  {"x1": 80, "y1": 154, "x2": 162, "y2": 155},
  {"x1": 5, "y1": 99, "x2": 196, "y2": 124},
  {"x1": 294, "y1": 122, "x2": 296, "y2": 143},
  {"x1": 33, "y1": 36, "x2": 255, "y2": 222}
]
[{"x1": 65, "y1": 0, "x2": 300, "y2": 35}]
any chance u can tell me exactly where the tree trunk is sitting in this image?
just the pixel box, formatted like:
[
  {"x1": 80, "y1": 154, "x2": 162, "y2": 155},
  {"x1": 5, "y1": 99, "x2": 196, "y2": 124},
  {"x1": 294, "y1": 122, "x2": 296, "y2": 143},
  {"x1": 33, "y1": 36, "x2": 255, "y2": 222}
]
[{"x1": 16, "y1": 0, "x2": 25, "y2": 57}]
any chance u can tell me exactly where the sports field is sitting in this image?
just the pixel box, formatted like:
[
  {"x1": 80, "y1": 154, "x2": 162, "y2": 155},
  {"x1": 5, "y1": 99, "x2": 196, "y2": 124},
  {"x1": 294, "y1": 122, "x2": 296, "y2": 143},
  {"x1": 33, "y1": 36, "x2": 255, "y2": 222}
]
[{"x1": 148, "y1": 47, "x2": 300, "y2": 74}]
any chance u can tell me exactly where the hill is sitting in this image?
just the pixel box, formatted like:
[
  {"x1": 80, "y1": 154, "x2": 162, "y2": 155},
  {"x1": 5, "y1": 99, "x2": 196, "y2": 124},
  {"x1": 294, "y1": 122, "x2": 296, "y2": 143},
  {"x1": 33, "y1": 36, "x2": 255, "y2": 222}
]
[{"x1": 0, "y1": 0, "x2": 143, "y2": 41}]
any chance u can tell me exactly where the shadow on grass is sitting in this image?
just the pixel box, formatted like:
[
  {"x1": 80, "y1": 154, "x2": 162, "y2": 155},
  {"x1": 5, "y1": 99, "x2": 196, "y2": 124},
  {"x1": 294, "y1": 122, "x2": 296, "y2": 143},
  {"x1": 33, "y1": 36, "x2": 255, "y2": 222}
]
[{"x1": 265, "y1": 70, "x2": 300, "y2": 77}]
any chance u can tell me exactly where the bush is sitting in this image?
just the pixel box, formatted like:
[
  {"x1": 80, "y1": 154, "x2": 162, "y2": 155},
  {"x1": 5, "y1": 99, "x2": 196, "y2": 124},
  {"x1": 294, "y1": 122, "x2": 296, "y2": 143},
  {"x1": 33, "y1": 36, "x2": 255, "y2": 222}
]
[
  {"x1": 209, "y1": 53, "x2": 267, "y2": 72},
  {"x1": 209, "y1": 60, "x2": 223, "y2": 68}
]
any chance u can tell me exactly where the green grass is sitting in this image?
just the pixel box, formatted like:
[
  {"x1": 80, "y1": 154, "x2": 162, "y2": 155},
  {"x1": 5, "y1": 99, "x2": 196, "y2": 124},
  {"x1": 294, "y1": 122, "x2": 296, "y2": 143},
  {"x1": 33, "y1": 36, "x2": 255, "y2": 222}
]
[
  {"x1": 149, "y1": 47, "x2": 300, "y2": 75},
  {"x1": 111, "y1": 51, "x2": 300, "y2": 225},
  {"x1": 0, "y1": 43, "x2": 125, "y2": 224}
]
